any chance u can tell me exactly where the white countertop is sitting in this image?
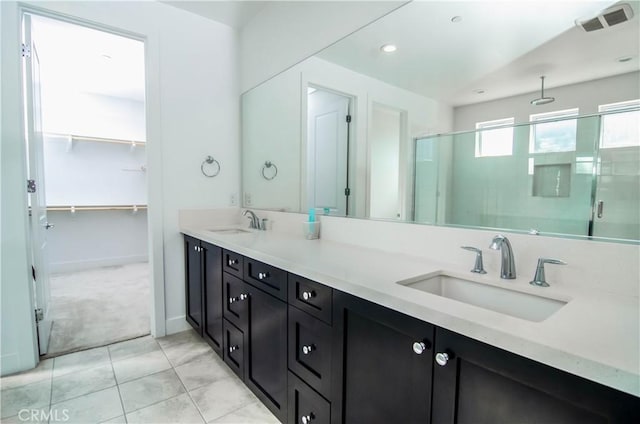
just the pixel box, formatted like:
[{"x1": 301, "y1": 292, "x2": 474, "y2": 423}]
[{"x1": 182, "y1": 226, "x2": 640, "y2": 397}]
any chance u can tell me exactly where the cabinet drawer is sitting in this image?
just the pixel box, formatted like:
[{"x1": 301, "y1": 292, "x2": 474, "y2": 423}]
[
  {"x1": 288, "y1": 274, "x2": 332, "y2": 324},
  {"x1": 223, "y1": 319, "x2": 244, "y2": 380},
  {"x1": 288, "y1": 306, "x2": 332, "y2": 399},
  {"x1": 289, "y1": 372, "x2": 330, "y2": 424},
  {"x1": 244, "y1": 258, "x2": 287, "y2": 300},
  {"x1": 222, "y1": 249, "x2": 244, "y2": 278},
  {"x1": 222, "y1": 272, "x2": 249, "y2": 331}
]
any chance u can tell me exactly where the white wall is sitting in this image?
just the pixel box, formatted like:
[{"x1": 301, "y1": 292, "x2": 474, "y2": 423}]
[
  {"x1": 453, "y1": 72, "x2": 640, "y2": 131},
  {"x1": 242, "y1": 55, "x2": 453, "y2": 218},
  {"x1": 369, "y1": 105, "x2": 401, "y2": 219},
  {"x1": 1, "y1": 0, "x2": 240, "y2": 375},
  {"x1": 239, "y1": 1, "x2": 406, "y2": 92}
]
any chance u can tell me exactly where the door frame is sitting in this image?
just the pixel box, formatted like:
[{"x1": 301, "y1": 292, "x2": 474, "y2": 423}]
[
  {"x1": 18, "y1": 5, "x2": 166, "y2": 358},
  {"x1": 301, "y1": 82, "x2": 356, "y2": 216}
]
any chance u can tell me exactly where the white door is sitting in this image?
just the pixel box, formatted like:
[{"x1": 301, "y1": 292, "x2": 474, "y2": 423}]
[
  {"x1": 23, "y1": 14, "x2": 52, "y2": 355},
  {"x1": 307, "y1": 88, "x2": 351, "y2": 216}
]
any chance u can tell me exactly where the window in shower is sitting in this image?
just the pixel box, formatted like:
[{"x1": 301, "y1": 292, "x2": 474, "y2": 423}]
[
  {"x1": 529, "y1": 108, "x2": 578, "y2": 154},
  {"x1": 475, "y1": 117, "x2": 514, "y2": 157},
  {"x1": 599, "y1": 99, "x2": 640, "y2": 149}
]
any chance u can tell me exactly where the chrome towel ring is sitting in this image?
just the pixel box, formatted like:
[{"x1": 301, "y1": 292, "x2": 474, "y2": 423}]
[
  {"x1": 201, "y1": 156, "x2": 221, "y2": 177},
  {"x1": 262, "y1": 161, "x2": 278, "y2": 180}
]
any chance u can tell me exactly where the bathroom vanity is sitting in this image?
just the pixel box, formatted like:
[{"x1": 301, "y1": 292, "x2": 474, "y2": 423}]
[{"x1": 182, "y1": 226, "x2": 639, "y2": 424}]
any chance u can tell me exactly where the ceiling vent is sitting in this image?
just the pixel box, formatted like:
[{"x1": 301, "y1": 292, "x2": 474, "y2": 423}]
[{"x1": 576, "y1": 3, "x2": 634, "y2": 32}]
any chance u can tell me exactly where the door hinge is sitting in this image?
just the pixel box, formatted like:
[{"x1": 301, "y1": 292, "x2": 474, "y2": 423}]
[
  {"x1": 35, "y1": 308, "x2": 43, "y2": 322},
  {"x1": 344, "y1": 187, "x2": 351, "y2": 196},
  {"x1": 27, "y1": 179, "x2": 36, "y2": 193},
  {"x1": 346, "y1": 114, "x2": 352, "y2": 123},
  {"x1": 22, "y1": 43, "x2": 31, "y2": 58}
]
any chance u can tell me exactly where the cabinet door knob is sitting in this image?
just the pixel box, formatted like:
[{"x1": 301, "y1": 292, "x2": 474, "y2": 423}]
[
  {"x1": 229, "y1": 296, "x2": 238, "y2": 304},
  {"x1": 302, "y1": 344, "x2": 315, "y2": 355},
  {"x1": 239, "y1": 293, "x2": 249, "y2": 301},
  {"x1": 258, "y1": 271, "x2": 270, "y2": 280},
  {"x1": 435, "y1": 352, "x2": 450, "y2": 366},
  {"x1": 301, "y1": 291, "x2": 315, "y2": 301},
  {"x1": 229, "y1": 345, "x2": 238, "y2": 353},
  {"x1": 194, "y1": 245, "x2": 198, "y2": 252},
  {"x1": 413, "y1": 341, "x2": 427, "y2": 355},
  {"x1": 228, "y1": 259, "x2": 238, "y2": 266},
  {"x1": 301, "y1": 414, "x2": 314, "y2": 424}
]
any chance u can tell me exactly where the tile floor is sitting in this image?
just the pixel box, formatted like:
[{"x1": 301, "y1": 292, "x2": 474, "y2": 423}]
[{"x1": 0, "y1": 330, "x2": 279, "y2": 424}]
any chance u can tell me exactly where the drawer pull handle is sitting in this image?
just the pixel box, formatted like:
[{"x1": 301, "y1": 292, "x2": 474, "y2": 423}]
[
  {"x1": 301, "y1": 414, "x2": 314, "y2": 424},
  {"x1": 302, "y1": 344, "x2": 315, "y2": 355},
  {"x1": 412, "y1": 341, "x2": 428, "y2": 355},
  {"x1": 258, "y1": 271, "x2": 270, "y2": 280},
  {"x1": 435, "y1": 352, "x2": 450, "y2": 366},
  {"x1": 228, "y1": 258, "x2": 238, "y2": 266},
  {"x1": 301, "y1": 291, "x2": 316, "y2": 301},
  {"x1": 229, "y1": 345, "x2": 238, "y2": 353}
]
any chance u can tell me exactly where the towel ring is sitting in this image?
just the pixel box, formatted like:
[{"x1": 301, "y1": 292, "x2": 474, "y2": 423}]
[
  {"x1": 201, "y1": 156, "x2": 221, "y2": 178},
  {"x1": 262, "y1": 161, "x2": 278, "y2": 180}
]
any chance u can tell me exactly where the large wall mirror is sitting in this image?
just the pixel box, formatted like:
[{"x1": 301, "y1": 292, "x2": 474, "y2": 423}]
[{"x1": 241, "y1": 0, "x2": 639, "y2": 243}]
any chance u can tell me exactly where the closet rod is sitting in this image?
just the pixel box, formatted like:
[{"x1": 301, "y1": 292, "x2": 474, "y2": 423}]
[
  {"x1": 45, "y1": 133, "x2": 146, "y2": 146},
  {"x1": 46, "y1": 205, "x2": 148, "y2": 212}
]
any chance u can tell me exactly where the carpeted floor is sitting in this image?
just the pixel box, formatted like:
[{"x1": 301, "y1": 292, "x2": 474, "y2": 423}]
[{"x1": 46, "y1": 262, "x2": 150, "y2": 357}]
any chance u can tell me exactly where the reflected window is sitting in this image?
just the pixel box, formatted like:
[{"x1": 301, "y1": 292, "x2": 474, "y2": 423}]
[
  {"x1": 599, "y1": 99, "x2": 640, "y2": 148},
  {"x1": 475, "y1": 117, "x2": 514, "y2": 157},
  {"x1": 529, "y1": 108, "x2": 578, "y2": 154}
]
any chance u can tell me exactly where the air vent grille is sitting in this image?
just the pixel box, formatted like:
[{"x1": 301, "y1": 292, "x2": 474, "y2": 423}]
[
  {"x1": 603, "y1": 8, "x2": 629, "y2": 26},
  {"x1": 576, "y1": 3, "x2": 634, "y2": 32}
]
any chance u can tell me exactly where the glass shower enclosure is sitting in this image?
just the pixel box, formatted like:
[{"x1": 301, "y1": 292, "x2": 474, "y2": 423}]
[{"x1": 413, "y1": 108, "x2": 640, "y2": 242}]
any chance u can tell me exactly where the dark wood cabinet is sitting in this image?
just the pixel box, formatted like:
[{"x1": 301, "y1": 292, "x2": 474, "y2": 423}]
[
  {"x1": 202, "y1": 242, "x2": 222, "y2": 355},
  {"x1": 184, "y1": 236, "x2": 203, "y2": 335},
  {"x1": 222, "y1": 269, "x2": 288, "y2": 422},
  {"x1": 184, "y1": 236, "x2": 223, "y2": 356},
  {"x1": 432, "y1": 327, "x2": 640, "y2": 424},
  {"x1": 332, "y1": 292, "x2": 435, "y2": 424},
  {"x1": 186, "y1": 237, "x2": 640, "y2": 424}
]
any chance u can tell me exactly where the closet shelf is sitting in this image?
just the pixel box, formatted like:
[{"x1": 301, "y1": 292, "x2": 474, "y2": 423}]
[
  {"x1": 47, "y1": 205, "x2": 147, "y2": 212},
  {"x1": 45, "y1": 133, "x2": 146, "y2": 147}
]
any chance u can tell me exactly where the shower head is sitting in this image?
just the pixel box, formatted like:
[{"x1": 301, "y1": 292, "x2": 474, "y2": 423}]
[{"x1": 530, "y1": 76, "x2": 555, "y2": 106}]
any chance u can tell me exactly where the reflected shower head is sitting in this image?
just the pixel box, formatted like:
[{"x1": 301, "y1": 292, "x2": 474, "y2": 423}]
[{"x1": 531, "y1": 76, "x2": 555, "y2": 105}]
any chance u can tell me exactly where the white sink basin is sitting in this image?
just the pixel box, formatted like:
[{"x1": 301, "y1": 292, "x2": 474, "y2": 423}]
[
  {"x1": 397, "y1": 273, "x2": 568, "y2": 322},
  {"x1": 206, "y1": 228, "x2": 252, "y2": 235}
]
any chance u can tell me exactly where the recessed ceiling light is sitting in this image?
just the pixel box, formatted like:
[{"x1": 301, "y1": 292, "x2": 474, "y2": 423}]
[
  {"x1": 380, "y1": 44, "x2": 397, "y2": 53},
  {"x1": 101, "y1": 54, "x2": 112, "y2": 60},
  {"x1": 473, "y1": 89, "x2": 486, "y2": 94},
  {"x1": 617, "y1": 55, "x2": 633, "y2": 63},
  {"x1": 451, "y1": 16, "x2": 462, "y2": 23}
]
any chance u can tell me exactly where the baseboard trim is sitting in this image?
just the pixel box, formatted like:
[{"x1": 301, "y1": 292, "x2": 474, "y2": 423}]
[
  {"x1": 50, "y1": 255, "x2": 149, "y2": 274},
  {"x1": 165, "y1": 316, "x2": 192, "y2": 335}
]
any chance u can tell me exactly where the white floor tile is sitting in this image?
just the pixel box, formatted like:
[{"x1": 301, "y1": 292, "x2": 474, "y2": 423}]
[
  {"x1": 126, "y1": 393, "x2": 205, "y2": 424},
  {"x1": 158, "y1": 331, "x2": 212, "y2": 367},
  {"x1": 0, "y1": 359, "x2": 53, "y2": 390},
  {"x1": 51, "y1": 364, "x2": 116, "y2": 404},
  {"x1": 0, "y1": 380, "x2": 51, "y2": 419},
  {"x1": 209, "y1": 401, "x2": 280, "y2": 423},
  {"x1": 52, "y1": 347, "x2": 110, "y2": 378},
  {"x1": 190, "y1": 377, "x2": 256, "y2": 422},
  {"x1": 108, "y1": 335, "x2": 160, "y2": 363},
  {"x1": 118, "y1": 369, "x2": 185, "y2": 413},
  {"x1": 174, "y1": 351, "x2": 235, "y2": 391},
  {"x1": 111, "y1": 349, "x2": 171, "y2": 384},
  {"x1": 49, "y1": 386, "x2": 122, "y2": 424}
]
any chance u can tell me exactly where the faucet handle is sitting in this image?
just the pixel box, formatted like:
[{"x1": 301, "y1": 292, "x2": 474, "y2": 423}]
[
  {"x1": 530, "y1": 258, "x2": 566, "y2": 287},
  {"x1": 461, "y1": 246, "x2": 487, "y2": 274}
]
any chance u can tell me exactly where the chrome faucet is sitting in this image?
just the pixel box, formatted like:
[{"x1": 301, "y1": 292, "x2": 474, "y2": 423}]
[
  {"x1": 489, "y1": 235, "x2": 516, "y2": 279},
  {"x1": 530, "y1": 258, "x2": 566, "y2": 287},
  {"x1": 461, "y1": 246, "x2": 487, "y2": 274},
  {"x1": 243, "y1": 209, "x2": 260, "y2": 229}
]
